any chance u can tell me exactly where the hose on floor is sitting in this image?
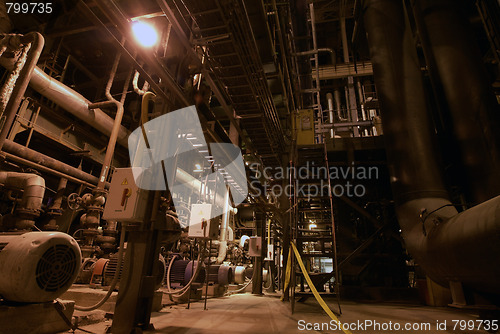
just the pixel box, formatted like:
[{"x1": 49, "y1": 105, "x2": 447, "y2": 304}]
[
  {"x1": 164, "y1": 244, "x2": 206, "y2": 296},
  {"x1": 74, "y1": 227, "x2": 126, "y2": 311}
]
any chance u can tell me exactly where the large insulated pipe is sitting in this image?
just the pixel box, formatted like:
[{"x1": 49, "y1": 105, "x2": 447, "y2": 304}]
[
  {"x1": 363, "y1": 0, "x2": 500, "y2": 294},
  {"x1": 0, "y1": 33, "x2": 44, "y2": 151},
  {"x1": 216, "y1": 188, "x2": 231, "y2": 264},
  {"x1": 418, "y1": 0, "x2": 500, "y2": 204},
  {"x1": 0, "y1": 171, "x2": 45, "y2": 229},
  {"x1": 0, "y1": 60, "x2": 130, "y2": 148}
]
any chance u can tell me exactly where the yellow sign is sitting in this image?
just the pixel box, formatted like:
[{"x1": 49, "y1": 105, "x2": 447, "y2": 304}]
[{"x1": 121, "y1": 178, "x2": 128, "y2": 185}]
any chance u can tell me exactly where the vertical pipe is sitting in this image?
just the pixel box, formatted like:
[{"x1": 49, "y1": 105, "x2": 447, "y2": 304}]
[
  {"x1": 326, "y1": 93, "x2": 335, "y2": 138},
  {"x1": 334, "y1": 90, "x2": 345, "y2": 121},
  {"x1": 45, "y1": 177, "x2": 68, "y2": 230},
  {"x1": 0, "y1": 33, "x2": 44, "y2": 151},
  {"x1": 91, "y1": 52, "x2": 129, "y2": 192},
  {"x1": 419, "y1": 0, "x2": 500, "y2": 204}
]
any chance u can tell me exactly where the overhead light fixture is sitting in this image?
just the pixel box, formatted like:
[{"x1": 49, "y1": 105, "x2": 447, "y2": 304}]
[
  {"x1": 194, "y1": 163, "x2": 203, "y2": 173},
  {"x1": 132, "y1": 21, "x2": 158, "y2": 47}
]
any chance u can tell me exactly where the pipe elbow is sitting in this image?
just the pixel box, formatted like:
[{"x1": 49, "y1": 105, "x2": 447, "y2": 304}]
[
  {"x1": 216, "y1": 240, "x2": 227, "y2": 264},
  {"x1": 21, "y1": 173, "x2": 45, "y2": 211}
]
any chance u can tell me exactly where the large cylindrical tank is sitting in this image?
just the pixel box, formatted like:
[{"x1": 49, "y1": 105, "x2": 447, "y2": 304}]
[{"x1": 0, "y1": 232, "x2": 81, "y2": 302}]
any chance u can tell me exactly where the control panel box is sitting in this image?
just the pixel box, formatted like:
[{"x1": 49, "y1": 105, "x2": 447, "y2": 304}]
[
  {"x1": 188, "y1": 203, "x2": 219, "y2": 239},
  {"x1": 103, "y1": 168, "x2": 148, "y2": 222},
  {"x1": 249, "y1": 236, "x2": 262, "y2": 257}
]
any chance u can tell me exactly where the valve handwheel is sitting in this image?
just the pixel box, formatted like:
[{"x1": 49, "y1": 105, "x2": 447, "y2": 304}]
[{"x1": 67, "y1": 193, "x2": 81, "y2": 210}]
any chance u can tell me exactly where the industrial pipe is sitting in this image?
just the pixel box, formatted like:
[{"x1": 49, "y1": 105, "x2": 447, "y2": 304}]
[
  {"x1": 2, "y1": 139, "x2": 101, "y2": 185},
  {"x1": 418, "y1": 0, "x2": 500, "y2": 204},
  {"x1": 363, "y1": 0, "x2": 500, "y2": 294},
  {"x1": 293, "y1": 48, "x2": 336, "y2": 67},
  {"x1": 216, "y1": 188, "x2": 231, "y2": 264},
  {"x1": 0, "y1": 171, "x2": 45, "y2": 229},
  {"x1": 0, "y1": 60, "x2": 130, "y2": 148},
  {"x1": 0, "y1": 33, "x2": 44, "y2": 151},
  {"x1": 132, "y1": 70, "x2": 150, "y2": 96},
  {"x1": 91, "y1": 52, "x2": 127, "y2": 192},
  {"x1": 334, "y1": 90, "x2": 347, "y2": 121},
  {"x1": 326, "y1": 93, "x2": 335, "y2": 138}
]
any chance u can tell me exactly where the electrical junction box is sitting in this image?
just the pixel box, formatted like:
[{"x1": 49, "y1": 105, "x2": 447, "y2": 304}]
[
  {"x1": 102, "y1": 168, "x2": 148, "y2": 222},
  {"x1": 188, "y1": 203, "x2": 219, "y2": 239},
  {"x1": 293, "y1": 109, "x2": 315, "y2": 145},
  {"x1": 264, "y1": 243, "x2": 274, "y2": 261},
  {"x1": 249, "y1": 236, "x2": 262, "y2": 257}
]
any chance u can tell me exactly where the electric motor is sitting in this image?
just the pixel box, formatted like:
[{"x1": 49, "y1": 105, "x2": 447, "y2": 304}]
[{"x1": 0, "y1": 232, "x2": 81, "y2": 303}]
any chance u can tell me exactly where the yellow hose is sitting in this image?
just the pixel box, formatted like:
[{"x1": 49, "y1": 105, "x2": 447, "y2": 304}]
[{"x1": 282, "y1": 242, "x2": 352, "y2": 334}]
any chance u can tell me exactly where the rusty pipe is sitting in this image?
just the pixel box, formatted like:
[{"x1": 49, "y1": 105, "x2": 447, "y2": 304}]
[
  {"x1": 132, "y1": 70, "x2": 150, "y2": 96},
  {"x1": 0, "y1": 60, "x2": 131, "y2": 148},
  {"x1": 91, "y1": 52, "x2": 127, "y2": 192},
  {"x1": 2, "y1": 139, "x2": 101, "y2": 186},
  {"x1": 0, "y1": 32, "x2": 44, "y2": 151}
]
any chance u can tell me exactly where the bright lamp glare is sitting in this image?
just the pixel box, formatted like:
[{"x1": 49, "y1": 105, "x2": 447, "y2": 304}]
[{"x1": 132, "y1": 21, "x2": 158, "y2": 47}]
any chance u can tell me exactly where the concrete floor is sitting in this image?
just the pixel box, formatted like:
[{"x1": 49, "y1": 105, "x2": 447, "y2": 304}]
[{"x1": 72, "y1": 293, "x2": 490, "y2": 333}]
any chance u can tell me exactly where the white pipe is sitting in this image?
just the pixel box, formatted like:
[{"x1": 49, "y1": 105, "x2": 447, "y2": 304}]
[
  {"x1": 216, "y1": 188, "x2": 231, "y2": 264},
  {"x1": 326, "y1": 93, "x2": 335, "y2": 138},
  {"x1": 239, "y1": 235, "x2": 250, "y2": 248}
]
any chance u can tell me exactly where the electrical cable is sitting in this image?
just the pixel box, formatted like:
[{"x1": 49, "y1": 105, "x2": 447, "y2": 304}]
[
  {"x1": 74, "y1": 227, "x2": 126, "y2": 311},
  {"x1": 163, "y1": 243, "x2": 206, "y2": 296}
]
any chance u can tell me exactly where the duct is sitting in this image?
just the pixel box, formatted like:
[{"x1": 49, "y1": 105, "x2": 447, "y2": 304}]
[
  {"x1": 418, "y1": 0, "x2": 500, "y2": 204},
  {"x1": 0, "y1": 60, "x2": 130, "y2": 148},
  {"x1": 363, "y1": 0, "x2": 500, "y2": 294},
  {"x1": 0, "y1": 171, "x2": 45, "y2": 229}
]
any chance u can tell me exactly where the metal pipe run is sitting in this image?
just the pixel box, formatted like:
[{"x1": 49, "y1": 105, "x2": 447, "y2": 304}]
[
  {"x1": 0, "y1": 59, "x2": 130, "y2": 148},
  {"x1": 2, "y1": 139, "x2": 101, "y2": 186},
  {"x1": 363, "y1": 0, "x2": 500, "y2": 294},
  {"x1": 0, "y1": 33, "x2": 44, "y2": 151},
  {"x1": 418, "y1": 0, "x2": 500, "y2": 204},
  {"x1": 293, "y1": 48, "x2": 336, "y2": 67},
  {"x1": 326, "y1": 93, "x2": 335, "y2": 138},
  {"x1": 0, "y1": 171, "x2": 45, "y2": 230},
  {"x1": 91, "y1": 52, "x2": 128, "y2": 192}
]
